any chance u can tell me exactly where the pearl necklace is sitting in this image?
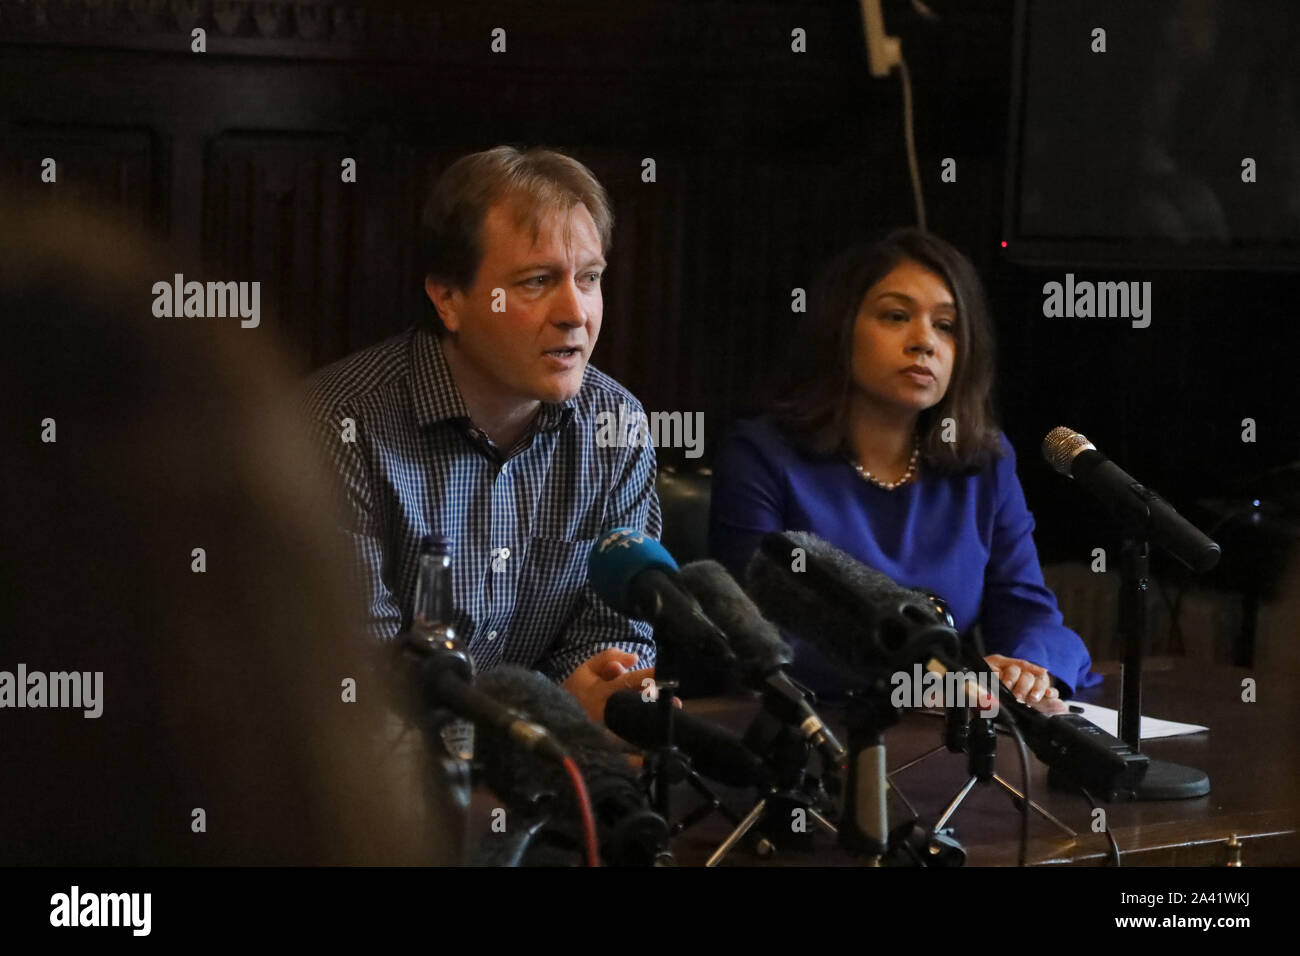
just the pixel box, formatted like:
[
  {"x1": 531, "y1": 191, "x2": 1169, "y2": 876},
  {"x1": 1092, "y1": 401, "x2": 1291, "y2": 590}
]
[{"x1": 851, "y1": 440, "x2": 920, "y2": 491}]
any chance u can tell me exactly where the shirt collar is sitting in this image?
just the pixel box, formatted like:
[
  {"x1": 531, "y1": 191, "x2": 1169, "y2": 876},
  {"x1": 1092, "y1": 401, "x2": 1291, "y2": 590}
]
[{"x1": 411, "y1": 327, "x2": 576, "y2": 434}]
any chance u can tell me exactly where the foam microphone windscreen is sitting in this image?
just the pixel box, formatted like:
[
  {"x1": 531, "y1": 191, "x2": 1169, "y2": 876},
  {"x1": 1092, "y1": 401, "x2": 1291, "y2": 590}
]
[
  {"x1": 474, "y1": 665, "x2": 633, "y2": 809},
  {"x1": 678, "y1": 559, "x2": 793, "y2": 677},
  {"x1": 586, "y1": 527, "x2": 677, "y2": 616},
  {"x1": 473, "y1": 666, "x2": 667, "y2": 865},
  {"x1": 745, "y1": 530, "x2": 960, "y2": 674}
]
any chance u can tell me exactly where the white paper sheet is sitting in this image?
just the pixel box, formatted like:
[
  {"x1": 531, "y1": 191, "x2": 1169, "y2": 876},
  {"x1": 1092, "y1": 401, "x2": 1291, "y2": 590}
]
[{"x1": 1067, "y1": 701, "x2": 1208, "y2": 740}]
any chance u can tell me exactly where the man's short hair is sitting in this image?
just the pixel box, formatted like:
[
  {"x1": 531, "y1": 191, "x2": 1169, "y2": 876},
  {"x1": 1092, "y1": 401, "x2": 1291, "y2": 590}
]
[{"x1": 419, "y1": 145, "x2": 614, "y2": 335}]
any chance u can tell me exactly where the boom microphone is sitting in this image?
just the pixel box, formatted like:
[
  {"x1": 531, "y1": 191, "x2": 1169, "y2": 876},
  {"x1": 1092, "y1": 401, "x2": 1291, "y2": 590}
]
[
  {"x1": 744, "y1": 530, "x2": 962, "y2": 676},
  {"x1": 474, "y1": 666, "x2": 670, "y2": 866},
  {"x1": 744, "y1": 531, "x2": 961, "y2": 860},
  {"x1": 677, "y1": 560, "x2": 846, "y2": 766},
  {"x1": 678, "y1": 560, "x2": 793, "y2": 674},
  {"x1": 390, "y1": 629, "x2": 565, "y2": 760},
  {"x1": 588, "y1": 528, "x2": 735, "y2": 662},
  {"x1": 604, "y1": 690, "x2": 766, "y2": 788},
  {"x1": 959, "y1": 653, "x2": 1150, "y2": 798},
  {"x1": 1042, "y1": 427, "x2": 1220, "y2": 573}
]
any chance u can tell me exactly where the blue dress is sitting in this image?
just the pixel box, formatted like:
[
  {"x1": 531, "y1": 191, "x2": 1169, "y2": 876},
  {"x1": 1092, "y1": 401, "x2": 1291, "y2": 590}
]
[{"x1": 708, "y1": 415, "x2": 1102, "y2": 698}]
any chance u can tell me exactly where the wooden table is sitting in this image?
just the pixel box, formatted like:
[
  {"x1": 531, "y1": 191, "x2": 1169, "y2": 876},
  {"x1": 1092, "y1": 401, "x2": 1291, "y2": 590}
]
[{"x1": 670, "y1": 658, "x2": 1300, "y2": 866}]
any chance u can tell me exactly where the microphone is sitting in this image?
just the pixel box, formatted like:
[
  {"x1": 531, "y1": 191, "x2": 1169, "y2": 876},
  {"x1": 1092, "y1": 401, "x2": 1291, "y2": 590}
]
[
  {"x1": 1042, "y1": 427, "x2": 1221, "y2": 573},
  {"x1": 391, "y1": 629, "x2": 565, "y2": 760},
  {"x1": 958, "y1": 653, "x2": 1149, "y2": 797},
  {"x1": 678, "y1": 560, "x2": 793, "y2": 674},
  {"x1": 587, "y1": 528, "x2": 736, "y2": 662},
  {"x1": 474, "y1": 666, "x2": 670, "y2": 866},
  {"x1": 745, "y1": 531, "x2": 968, "y2": 859},
  {"x1": 677, "y1": 560, "x2": 847, "y2": 766},
  {"x1": 604, "y1": 690, "x2": 767, "y2": 788},
  {"x1": 744, "y1": 530, "x2": 962, "y2": 677}
]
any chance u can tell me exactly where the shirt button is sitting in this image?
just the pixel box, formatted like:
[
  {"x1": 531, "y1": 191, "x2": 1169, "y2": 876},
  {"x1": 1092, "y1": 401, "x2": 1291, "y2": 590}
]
[
  {"x1": 499, "y1": 547, "x2": 510, "y2": 560},
  {"x1": 486, "y1": 630, "x2": 498, "y2": 641}
]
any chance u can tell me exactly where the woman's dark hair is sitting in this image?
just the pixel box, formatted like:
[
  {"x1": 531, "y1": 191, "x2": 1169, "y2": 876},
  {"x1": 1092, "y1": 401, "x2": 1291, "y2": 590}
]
[{"x1": 770, "y1": 228, "x2": 1003, "y2": 475}]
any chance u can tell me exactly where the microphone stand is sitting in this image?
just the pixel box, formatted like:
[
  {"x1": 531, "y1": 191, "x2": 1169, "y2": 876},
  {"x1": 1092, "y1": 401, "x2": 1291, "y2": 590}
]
[
  {"x1": 836, "y1": 662, "x2": 979, "y2": 866},
  {"x1": 835, "y1": 653, "x2": 1043, "y2": 865},
  {"x1": 1061, "y1": 532, "x2": 1209, "y2": 799},
  {"x1": 639, "y1": 634, "x2": 744, "y2": 863},
  {"x1": 887, "y1": 617, "x2": 1075, "y2": 848},
  {"x1": 891, "y1": 703, "x2": 1076, "y2": 841},
  {"x1": 423, "y1": 711, "x2": 475, "y2": 865},
  {"x1": 716, "y1": 664, "x2": 954, "y2": 866},
  {"x1": 639, "y1": 635, "x2": 681, "y2": 865},
  {"x1": 836, "y1": 669, "x2": 901, "y2": 863},
  {"x1": 389, "y1": 631, "x2": 476, "y2": 865},
  {"x1": 655, "y1": 754, "x2": 747, "y2": 840},
  {"x1": 705, "y1": 706, "x2": 837, "y2": 866}
]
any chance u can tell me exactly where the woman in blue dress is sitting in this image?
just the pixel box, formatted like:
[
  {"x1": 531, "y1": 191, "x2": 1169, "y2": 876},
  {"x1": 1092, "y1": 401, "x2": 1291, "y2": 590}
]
[{"x1": 709, "y1": 229, "x2": 1100, "y2": 705}]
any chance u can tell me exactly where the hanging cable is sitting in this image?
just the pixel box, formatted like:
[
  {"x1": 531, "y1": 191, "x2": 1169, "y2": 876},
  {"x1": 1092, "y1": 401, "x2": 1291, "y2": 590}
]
[{"x1": 898, "y1": 52, "x2": 927, "y2": 231}]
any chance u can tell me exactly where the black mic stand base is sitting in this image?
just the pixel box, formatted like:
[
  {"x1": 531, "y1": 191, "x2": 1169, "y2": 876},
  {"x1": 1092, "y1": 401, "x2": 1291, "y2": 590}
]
[
  {"x1": 705, "y1": 790, "x2": 837, "y2": 867},
  {"x1": 945, "y1": 772, "x2": 1077, "y2": 837},
  {"x1": 662, "y1": 767, "x2": 746, "y2": 838},
  {"x1": 1048, "y1": 759, "x2": 1209, "y2": 801},
  {"x1": 708, "y1": 705, "x2": 840, "y2": 865},
  {"x1": 892, "y1": 740, "x2": 1075, "y2": 833},
  {"x1": 882, "y1": 820, "x2": 967, "y2": 867},
  {"x1": 905, "y1": 712, "x2": 1077, "y2": 841},
  {"x1": 1132, "y1": 760, "x2": 1211, "y2": 799}
]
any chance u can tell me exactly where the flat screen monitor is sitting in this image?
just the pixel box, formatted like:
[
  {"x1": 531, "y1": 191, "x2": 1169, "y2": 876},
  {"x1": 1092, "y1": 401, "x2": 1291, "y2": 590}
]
[{"x1": 1005, "y1": 0, "x2": 1300, "y2": 269}]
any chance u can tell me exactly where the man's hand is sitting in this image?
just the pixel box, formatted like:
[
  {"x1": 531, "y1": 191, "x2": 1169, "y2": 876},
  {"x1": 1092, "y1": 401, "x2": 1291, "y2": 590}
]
[
  {"x1": 562, "y1": 648, "x2": 655, "y2": 724},
  {"x1": 984, "y1": 653, "x2": 1060, "y2": 705}
]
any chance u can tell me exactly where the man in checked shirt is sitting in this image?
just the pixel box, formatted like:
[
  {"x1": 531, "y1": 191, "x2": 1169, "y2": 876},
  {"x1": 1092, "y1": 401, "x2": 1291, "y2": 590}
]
[{"x1": 302, "y1": 146, "x2": 658, "y2": 724}]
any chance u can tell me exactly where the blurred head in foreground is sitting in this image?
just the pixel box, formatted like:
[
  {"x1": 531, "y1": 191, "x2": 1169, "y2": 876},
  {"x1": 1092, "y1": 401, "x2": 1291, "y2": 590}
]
[{"x1": 0, "y1": 188, "x2": 456, "y2": 865}]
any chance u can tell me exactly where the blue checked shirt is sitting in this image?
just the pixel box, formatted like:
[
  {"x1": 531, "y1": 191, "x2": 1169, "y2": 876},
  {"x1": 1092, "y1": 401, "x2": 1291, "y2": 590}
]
[{"x1": 299, "y1": 325, "x2": 660, "y2": 680}]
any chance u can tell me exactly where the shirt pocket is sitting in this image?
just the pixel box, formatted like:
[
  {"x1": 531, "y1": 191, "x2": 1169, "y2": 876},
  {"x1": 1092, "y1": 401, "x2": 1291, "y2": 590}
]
[
  {"x1": 506, "y1": 535, "x2": 599, "y2": 662},
  {"x1": 527, "y1": 497, "x2": 607, "y2": 541}
]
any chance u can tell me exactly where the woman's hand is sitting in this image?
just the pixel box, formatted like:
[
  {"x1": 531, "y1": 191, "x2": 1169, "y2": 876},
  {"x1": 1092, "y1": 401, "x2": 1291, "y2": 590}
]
[{"x1": 984, "y1": 653, "x2": 1059, "y2": 705}]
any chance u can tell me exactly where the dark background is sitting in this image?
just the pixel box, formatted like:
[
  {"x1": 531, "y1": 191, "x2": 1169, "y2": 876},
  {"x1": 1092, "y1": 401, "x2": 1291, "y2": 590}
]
[{"x1": 4, "y1": 0, "x2": 1297, "y2": 658}]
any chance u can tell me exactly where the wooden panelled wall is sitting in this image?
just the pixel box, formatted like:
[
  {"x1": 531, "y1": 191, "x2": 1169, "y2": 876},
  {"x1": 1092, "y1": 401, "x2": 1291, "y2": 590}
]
[
  {"x1": 0, "y1": 0, "x2": 1013, "y2": 472},
  {"x1": 7, "y1": 0, "x2": 1298, "y2": 669},
  {"x1": 5, "y1": 0, "x2": 1290, "y2": 520}
]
